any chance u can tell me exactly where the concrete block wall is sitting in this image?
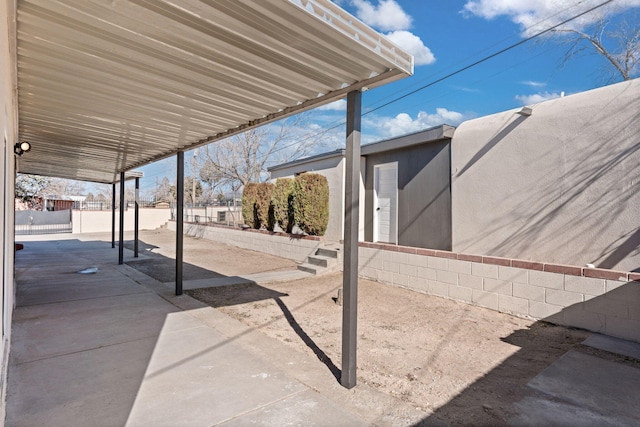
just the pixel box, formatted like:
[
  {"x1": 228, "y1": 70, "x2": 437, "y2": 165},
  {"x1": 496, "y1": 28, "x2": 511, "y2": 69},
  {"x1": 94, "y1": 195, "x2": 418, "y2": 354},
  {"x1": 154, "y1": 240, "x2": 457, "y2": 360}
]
[
  {"x1": 358, "y1": 242, "x2": 640, "y2": 344},
  {"x1": 167, "y1": 222, "x2": 322, "y2": 263}
]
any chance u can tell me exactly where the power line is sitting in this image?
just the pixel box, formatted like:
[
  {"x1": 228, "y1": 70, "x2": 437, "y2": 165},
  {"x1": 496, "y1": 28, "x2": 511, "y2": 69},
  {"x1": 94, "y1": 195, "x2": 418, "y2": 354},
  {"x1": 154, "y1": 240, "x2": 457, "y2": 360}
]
[
  {"x1": 250, "y1": 0, "x2": 615, "y2": 163},
  {"x1": 366, "y1": 0, "x2": 615, "y2": 115},
  {"x1": 366, "y1": 0, "x2": 606, "y2": 109},
  {"x1": 142, "y1": 0, "x2": 616, "y2": 188}
]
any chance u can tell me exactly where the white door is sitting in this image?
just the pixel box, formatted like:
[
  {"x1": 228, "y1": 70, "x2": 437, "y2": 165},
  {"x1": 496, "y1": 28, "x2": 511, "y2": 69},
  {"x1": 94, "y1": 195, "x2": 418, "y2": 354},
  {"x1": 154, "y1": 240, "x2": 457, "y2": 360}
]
[{"x1": 373, "y1": 162, "x2": 398, "y2": 244}]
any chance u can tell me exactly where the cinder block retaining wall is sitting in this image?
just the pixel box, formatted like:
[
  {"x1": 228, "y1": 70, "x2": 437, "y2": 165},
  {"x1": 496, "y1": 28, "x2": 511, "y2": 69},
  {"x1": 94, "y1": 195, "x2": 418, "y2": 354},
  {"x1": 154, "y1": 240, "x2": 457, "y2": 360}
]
[
  {"x1": 358, "y1": 242, "x2": 640, "y2": 344},
  {"x1": 166, "y1": 222, "x2": 322, "y2": 263},
  {"x1": 167, "y1": 222, "x2": 639, "y2": 344}
]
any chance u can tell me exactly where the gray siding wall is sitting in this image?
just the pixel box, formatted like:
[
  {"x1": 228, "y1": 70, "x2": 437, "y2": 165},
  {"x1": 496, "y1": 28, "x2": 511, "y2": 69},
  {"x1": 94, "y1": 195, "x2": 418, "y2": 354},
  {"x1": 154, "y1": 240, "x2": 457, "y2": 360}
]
[{"x1": 364, "y1": 140, "x2": 451, "y2": 250}]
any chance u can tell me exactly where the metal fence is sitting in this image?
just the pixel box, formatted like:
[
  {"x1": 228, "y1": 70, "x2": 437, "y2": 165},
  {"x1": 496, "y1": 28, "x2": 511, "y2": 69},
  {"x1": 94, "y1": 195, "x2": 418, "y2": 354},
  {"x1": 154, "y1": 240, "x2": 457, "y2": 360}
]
[
  {"x1": 73, "y1": 197, "x2": 160, "y2": 211},
  {"x1": 15, "y1": 209, "x2": 72, "y2": 235}
]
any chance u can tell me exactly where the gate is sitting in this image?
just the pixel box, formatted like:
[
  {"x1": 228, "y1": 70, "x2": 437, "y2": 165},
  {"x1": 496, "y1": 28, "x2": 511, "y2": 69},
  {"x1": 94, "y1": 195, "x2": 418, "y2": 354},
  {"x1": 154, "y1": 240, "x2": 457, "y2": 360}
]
[{"x1": 15, "y1": 209, "x2": 72, "y2": 235}]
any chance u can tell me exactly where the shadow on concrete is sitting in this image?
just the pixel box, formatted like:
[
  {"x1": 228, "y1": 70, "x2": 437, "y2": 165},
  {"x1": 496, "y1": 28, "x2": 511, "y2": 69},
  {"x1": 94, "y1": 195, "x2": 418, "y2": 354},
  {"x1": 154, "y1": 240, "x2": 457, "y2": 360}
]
[
  {"x1": 10, "y1": 236, "x2": 357, "y2": 425},
  {"x1": 122, "y1": 237, "x2": 341, "y2": 380},
  {"x1": 122, "y1": 239, "x2": 225, "y2": 282},
  {"x1": 9, "y1": 238, "x2": 168, "y2": 425}
]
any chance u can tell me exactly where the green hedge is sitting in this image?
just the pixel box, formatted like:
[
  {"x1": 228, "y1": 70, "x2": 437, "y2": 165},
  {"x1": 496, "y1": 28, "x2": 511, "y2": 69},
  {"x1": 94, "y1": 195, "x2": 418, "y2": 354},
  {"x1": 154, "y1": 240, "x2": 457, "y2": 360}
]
[
  {"x1": 271, "y1": 178, "x2": 295, "y2": 233},
  {"x1": 243, "y1": 173, "x2": 329, "y2": 235},
  {"x1": 256, "y1": 182, "x2": 275, "y2": 231},
  {"x1": 293, "y1": 173, "x2": 329, "y2": 236},
  {"x1": 241, "y1": 183, "x2": 259, "y2": 229},
  {"x1": 242, "y1": 182, "x2": 275, "y2": 230}
]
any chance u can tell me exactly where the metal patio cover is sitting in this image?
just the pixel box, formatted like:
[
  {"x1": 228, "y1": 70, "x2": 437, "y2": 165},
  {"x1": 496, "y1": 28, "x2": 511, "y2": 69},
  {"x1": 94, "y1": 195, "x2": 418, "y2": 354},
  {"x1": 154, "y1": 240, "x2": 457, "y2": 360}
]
[{"x1": 15, "y1": 0, "x2": 413, "y2": 184}]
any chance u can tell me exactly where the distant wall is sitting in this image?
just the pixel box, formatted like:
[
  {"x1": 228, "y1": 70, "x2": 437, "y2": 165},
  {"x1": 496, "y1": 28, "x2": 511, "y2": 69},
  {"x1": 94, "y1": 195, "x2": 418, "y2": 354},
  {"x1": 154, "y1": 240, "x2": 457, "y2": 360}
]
[
  {"x1": 167, "y1": 221, "x2": 321, "y2": 263},
  {"x1": 72, "y1": 208, "x2": 171, "y2": 233},
  {"x1": 452, "y1": 79, "x2": 640, "y2": 272}
]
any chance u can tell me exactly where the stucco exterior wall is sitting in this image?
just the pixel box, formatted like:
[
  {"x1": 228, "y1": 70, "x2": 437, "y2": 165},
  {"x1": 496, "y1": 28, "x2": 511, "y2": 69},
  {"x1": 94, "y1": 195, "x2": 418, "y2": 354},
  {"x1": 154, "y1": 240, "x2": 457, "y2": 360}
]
[
  {"x1": 270, "y1": 155, "x2": 346, "y2": 242},
  {"x1": 0, "y1": 0, "x2": 16, "y2": 419},
  {"x1": 364, "y1": 140, "x2": 451, "y2": 250},
  {"x1": 72, "y1": 208, "x2": 171, "y2": 233},
  {"x1": 452, "y1": 79, "x2": 640, "y2": 272}
]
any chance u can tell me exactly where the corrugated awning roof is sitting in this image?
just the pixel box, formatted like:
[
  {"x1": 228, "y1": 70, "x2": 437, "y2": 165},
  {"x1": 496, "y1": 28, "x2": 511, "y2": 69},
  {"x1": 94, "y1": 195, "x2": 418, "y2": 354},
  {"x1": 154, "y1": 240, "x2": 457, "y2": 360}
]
[{"x1": 15, "y1": 0, "x2": 413, "y2": 184}]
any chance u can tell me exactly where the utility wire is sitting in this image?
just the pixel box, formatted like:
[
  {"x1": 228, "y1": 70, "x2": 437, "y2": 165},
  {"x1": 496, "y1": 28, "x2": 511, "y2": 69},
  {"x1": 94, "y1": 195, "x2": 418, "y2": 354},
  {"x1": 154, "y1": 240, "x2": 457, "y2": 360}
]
[
  {"x1": 365, "y1": 0, "x2": 605, "y2": 109},
  {"x1": 366, "y1": 0, "x2": 614, "y2": 115},
  {"x1": 252, "y1": 0, "x2": 615, "y2": 163},
  {"x1": 140, "y1": 0, "x2": 616, "y2": 187}
]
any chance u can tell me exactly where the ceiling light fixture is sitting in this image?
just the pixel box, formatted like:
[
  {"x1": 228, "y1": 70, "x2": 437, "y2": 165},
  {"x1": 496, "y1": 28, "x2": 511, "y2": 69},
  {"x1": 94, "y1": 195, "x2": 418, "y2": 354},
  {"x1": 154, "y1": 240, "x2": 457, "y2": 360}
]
[{"x1": 14, "y1": 141, "x2": 31, "y2": 156}]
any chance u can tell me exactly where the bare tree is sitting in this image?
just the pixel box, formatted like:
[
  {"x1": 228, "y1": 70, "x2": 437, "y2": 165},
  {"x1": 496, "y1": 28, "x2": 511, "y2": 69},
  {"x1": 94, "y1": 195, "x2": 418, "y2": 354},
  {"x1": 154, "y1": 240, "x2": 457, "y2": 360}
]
[
  {"x1": 153, "y1": 177, "x2": 174, "y2": 203},
  {"x1": 550, "y1": 13, "x2": 639, "y2": 82},
  {"x1": 44, "y1": 178, "x2": 87, "y2": 196},
  {"x1": 15, "y1": 174, "x2": 49, "y2": 198},
  {"x1": 200, "y1": 113, "x2": 324, "y2": 189}
]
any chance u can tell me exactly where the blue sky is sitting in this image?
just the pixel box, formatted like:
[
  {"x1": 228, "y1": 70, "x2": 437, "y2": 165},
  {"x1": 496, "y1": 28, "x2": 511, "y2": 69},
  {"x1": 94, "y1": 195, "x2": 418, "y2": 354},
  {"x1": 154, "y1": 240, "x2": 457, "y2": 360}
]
[
  {"x1": 330, "y1": 0, "x2": 639, "y2": 137},
  {"x1": 127, "y1": 0, "x2": 640, "y2": 195}
]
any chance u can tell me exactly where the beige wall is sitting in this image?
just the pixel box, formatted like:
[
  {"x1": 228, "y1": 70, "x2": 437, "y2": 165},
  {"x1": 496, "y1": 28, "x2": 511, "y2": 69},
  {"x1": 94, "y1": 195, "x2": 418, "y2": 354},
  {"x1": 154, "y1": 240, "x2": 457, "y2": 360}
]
[
  {"x1": 452, "y1": 79, "x2": 640, "y2": 272},
  {"x1": 72, "y1": 208, "x2": 171, "y2": 233},
  {"x1": 0, "y1": 0, "x2": 16, "y2": 420}
]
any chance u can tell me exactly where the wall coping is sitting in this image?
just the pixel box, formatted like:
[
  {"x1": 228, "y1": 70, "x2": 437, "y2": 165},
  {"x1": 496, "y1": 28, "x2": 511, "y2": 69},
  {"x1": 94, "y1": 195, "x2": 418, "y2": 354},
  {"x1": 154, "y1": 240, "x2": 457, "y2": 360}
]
[{"x1": 358, "y1": 241, "x2": 640, "y2": 282}]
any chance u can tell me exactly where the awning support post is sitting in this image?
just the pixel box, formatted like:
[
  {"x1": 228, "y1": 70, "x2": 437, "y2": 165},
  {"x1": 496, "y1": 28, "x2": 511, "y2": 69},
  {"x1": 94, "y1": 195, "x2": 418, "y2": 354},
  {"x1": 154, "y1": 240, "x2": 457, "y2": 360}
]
[
  {"x1": 118, "y1": 172, "x2": 125, "y2": 265},
  {"x1": 176, "y1": 151, "x2": 184, "y2": 295},
  {"x1": 341, "y1": 89, "x2": 361, "y2": 389},
  {"x1": 111, "y1": 183, "x2": 116, "y2": 248},
  {"x1": 134, "y1": 177, "x2": 139, "y2": 258}
]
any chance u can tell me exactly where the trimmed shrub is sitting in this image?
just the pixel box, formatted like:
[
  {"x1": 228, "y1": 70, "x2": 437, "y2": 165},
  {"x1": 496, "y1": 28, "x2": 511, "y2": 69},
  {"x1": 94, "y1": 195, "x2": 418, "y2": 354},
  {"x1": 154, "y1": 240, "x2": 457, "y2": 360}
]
[
  {"x1": 293, "y1": 173, "x2": 329, "y2": 236},
  {"x1": 242, "y1": 183, "x2": 260, "y2": 229},
  {"x1": 271, "y1": 178, "x2": 295, "y2": 233},
  {"x1": 255, "y1": 182, "x2": 275, "y2": 231}
]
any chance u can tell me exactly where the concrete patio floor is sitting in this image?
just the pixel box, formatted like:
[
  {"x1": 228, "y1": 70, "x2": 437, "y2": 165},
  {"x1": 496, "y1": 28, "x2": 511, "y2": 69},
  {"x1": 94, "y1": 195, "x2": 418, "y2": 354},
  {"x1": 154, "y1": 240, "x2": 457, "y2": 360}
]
[
  {"x1": 7, "y1": 234, "x2": 374, "y2": 426},
  {"x1": 7, "y1": 232, "x2": 640, "y2": 426}
]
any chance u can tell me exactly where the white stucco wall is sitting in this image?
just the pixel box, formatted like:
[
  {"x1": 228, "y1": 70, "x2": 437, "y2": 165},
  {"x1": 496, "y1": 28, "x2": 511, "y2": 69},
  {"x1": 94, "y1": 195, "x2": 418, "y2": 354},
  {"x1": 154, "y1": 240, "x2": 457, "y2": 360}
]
[
  {"x1": 452, "y1": 79, "x2": 640, "y2": 271},
  {"x1": 72, "y1": 208, "x2": 171, "y2": 233},
  {"x1": 0, "y1": 0, "x2": 16, "y2": 420}
]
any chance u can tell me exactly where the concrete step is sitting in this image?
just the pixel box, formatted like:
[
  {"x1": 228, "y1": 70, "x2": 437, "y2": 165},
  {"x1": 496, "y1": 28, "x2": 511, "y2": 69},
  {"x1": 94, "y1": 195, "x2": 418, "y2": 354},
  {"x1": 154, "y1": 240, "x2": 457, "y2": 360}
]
[
  {"x1": 307, "y1": 255, "x2": 336, "y2": 268},
  {"x1": 316, "y1": 248, "x2": 339, "y2": 259},
  {"x1": 297, "y1": 247, "x2": 341, "y2": 276},
  {"x1": 297, "y1": 263, "x2": 319, "y2": 275}
]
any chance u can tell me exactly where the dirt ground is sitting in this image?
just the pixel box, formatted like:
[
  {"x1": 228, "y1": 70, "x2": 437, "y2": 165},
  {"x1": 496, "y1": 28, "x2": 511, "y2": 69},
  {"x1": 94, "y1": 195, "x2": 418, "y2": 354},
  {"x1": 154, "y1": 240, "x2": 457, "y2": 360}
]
[
  {"x1": 123, "y1": 228, "x2": 296, "y2": 282},
  {"x1": 127, "y1": 228, "x2": 591, "y2": 425}
]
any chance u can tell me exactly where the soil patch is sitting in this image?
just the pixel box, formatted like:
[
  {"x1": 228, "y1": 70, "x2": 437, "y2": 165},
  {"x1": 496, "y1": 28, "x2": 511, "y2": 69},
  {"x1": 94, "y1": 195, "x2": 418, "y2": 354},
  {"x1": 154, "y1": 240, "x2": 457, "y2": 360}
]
[
  {"x1": 122, "y1": 228, "x2": 296, "y2": 282},
  {"x1": 188, "y1": 273, "x2": 589, "y2": 425}
]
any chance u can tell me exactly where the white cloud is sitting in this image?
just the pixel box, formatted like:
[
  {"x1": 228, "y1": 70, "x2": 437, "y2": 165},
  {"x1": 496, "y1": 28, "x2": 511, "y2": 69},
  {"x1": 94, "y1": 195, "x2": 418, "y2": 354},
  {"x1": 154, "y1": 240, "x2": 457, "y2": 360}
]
[
  {"x1": 521, "y1": 80, "x2": 547, "y2": 88},
  {"x1": 462, "y1": 0, "x2": 640, "y2": 36},
  {"x1": 515, "y1": 91, "x2": 562, "y2": 105},
  {"x1": 351, "y1": 1, "x2": 435, "y2": 66},
  {"x1": 369, "y1": 108, "x2": 468, "y2": 138},
  {"x1": 316, "y1": 99, "x2": 347, "y2": 111},
  {"x1": 385, "y1": 31, "x2": 436, "y2": 65},
  {"x1": 352, "y1": 0, "x2": 412, "y2": 31}
]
